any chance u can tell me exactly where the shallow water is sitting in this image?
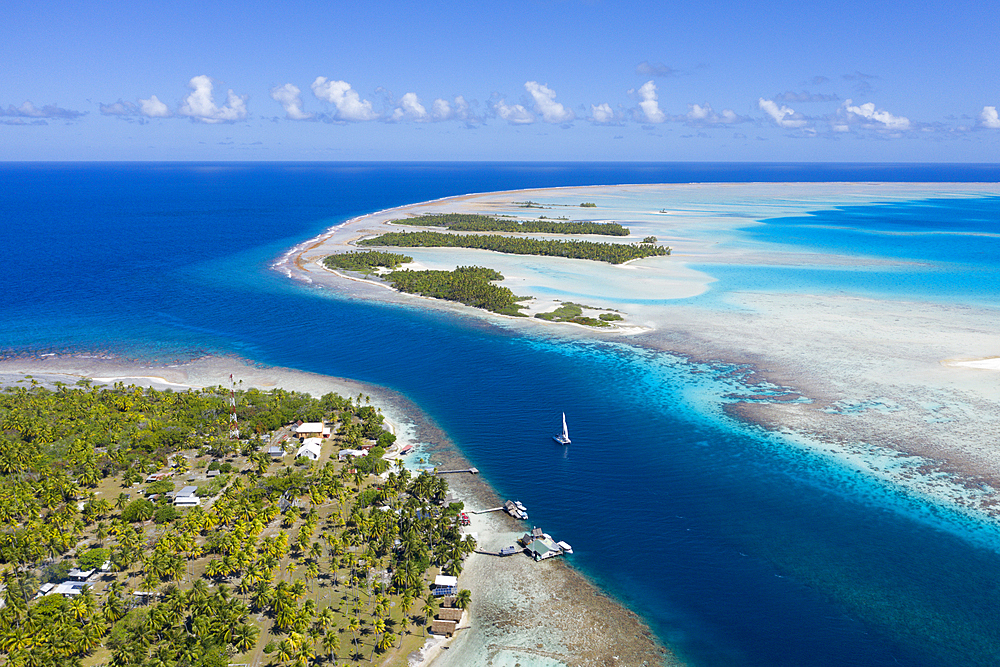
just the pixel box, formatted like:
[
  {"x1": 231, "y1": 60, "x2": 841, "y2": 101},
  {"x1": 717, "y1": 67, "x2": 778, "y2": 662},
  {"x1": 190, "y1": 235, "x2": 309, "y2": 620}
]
[{"x1": 3, "y1": 163, "x2": 1000, "y2": 666}]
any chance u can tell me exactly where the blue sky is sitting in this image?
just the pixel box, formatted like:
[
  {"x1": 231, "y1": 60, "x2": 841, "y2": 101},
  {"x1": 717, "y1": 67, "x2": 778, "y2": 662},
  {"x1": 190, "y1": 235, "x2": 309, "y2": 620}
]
[{"x1": 3, "y1": 0, "x2": 999, "y2": 161}]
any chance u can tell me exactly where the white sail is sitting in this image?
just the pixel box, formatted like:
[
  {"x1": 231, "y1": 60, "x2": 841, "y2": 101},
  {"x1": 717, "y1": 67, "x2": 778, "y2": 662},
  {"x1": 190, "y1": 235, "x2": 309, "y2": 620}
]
[{"x1": 554, "y1": 412, "x2": 571, "y2": 445}]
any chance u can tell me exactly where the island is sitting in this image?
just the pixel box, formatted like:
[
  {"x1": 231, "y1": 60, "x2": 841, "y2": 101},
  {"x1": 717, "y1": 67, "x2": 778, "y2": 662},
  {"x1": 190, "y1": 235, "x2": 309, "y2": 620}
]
[{"x1": 0, "y1": 356, "x2": 672, "y2": 667}]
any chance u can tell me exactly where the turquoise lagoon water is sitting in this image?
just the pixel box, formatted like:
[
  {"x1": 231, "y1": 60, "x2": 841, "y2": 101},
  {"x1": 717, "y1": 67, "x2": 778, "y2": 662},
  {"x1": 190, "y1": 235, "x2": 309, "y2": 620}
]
[
  {"x1": 3, "y1": 163, "x2": 1000, "y2": 666},
  {"x1": 700, "y1": 195, "x2": 1000, "y2": 307}
]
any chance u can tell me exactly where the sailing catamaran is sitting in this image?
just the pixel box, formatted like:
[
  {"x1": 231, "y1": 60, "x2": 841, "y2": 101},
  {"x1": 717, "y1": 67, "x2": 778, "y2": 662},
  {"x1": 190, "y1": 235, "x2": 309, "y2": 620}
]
[{"x1": 553, "y1": 412, "x2": 571, "y2": 445}]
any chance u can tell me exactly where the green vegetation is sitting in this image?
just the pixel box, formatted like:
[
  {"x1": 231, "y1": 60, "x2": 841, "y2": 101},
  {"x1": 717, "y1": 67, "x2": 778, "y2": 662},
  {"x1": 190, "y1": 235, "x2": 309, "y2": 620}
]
[
  {"x1": 393, "y1": 213, "x2": 629, "y2": 236},
  {"x1": 535, "y1": 302, "x2": 617, "y2": 328},
  {"x1": 641, "y1": 236, "x2": 657, "y2": 244},
  {"x1": 145, "y1": 480, "x2": 174, "y2": 496},
  {"x1": 580, "y1": 202, "x2": 597, "y2": 207},
  {"x1": 77, "y1": 547, "x2": 110, "y2": 571},
  {"x1": 0, "y1": 381, "x2": 474, "y2": 667},
  {"x1": 323, "y1": 250, "x2": 413, "y2": 272},
  {"x1": 361, "y1": 231, "x2": 669, "y2": 264},
  {"x1": 385, "y1": 266, "x2": 525, "y2": 316},
  {"x1": 599, "y1": 313, "x2": 623, "y2": 321}
]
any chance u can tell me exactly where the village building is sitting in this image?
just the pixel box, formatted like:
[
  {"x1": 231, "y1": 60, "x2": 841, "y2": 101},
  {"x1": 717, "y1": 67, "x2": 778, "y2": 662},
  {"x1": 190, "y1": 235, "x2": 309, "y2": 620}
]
[
  {"x1": 437, "y1": 607, "x2": 463, "y2": 621},
  {"x1": 295, "y1": 421, "x2": 330, "y2": 439},
  {"x1": 295, "y1": 438, "x2": 322, "y2": 461},
  {"x1": 430, "y1": 619, "x2": 457, "y2": 636},
  {"x1": 174, "y1": 485, "x2": 200, "y2": 507},
  {"x1": 519, "y1": 526, "x2": 573, "y2": 561},
  {"x1": 432, "y1": 574, "x2": 458, "y2": 596}
]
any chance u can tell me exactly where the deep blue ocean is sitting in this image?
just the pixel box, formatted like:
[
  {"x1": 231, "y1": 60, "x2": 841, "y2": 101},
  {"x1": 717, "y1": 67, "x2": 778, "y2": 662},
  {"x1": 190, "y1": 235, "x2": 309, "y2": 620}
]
[{"x1": 3, "y1": 162, "x2": 1000, "y2": 667}]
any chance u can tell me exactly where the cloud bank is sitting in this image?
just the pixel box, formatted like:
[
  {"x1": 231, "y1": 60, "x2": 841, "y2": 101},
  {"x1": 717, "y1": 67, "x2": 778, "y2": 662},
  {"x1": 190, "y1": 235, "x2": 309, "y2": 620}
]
[
  {"x1": 840, "y1": 99, "x2": 910, "y2": 132},
  {"x1": 270, "y1": 84, "x2": 312, "y2": 120},
  {"x1": 311, "y1": 78, "x2": 378, "y2": 121},
  {"x1": 179, "y1": 76, "x2": 248, "y2": 123},
  {"x1": 758, "y1": 98, "x2": 808, "y2": 128},
  {"x1": 1, "y1": 101, "x2": 85, "y2": 121},
  {"x1": 633, "y1": 81, "x2": 665, "y2": 123},
  {"x1": 979, "y1": 106, "x2": 1000, "y2": 129},
  {"x1": 525, "y1": 82, "x2": 574, "y2": 124}
]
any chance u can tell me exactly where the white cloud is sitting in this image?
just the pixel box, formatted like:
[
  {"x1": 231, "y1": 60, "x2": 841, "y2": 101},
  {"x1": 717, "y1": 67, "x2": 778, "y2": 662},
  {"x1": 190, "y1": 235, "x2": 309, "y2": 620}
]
[
  {"x1": 270, "y1": 84, "x2": 312, "y2": 120},
  {"x1": 979, "y1": 106, "x2": 1000, "y2": 129},
  {"x1": 391, "y1": 92, "x2": 429, "y2": 122},
  {"x1": 633, "y1": 81, "x2": 665, "y2": 123},
  {"x1": 685, "y1": 103, "x2": 742, "y2": 125},
  {"x1": 99, "y1": 100, "x2": 136, "y2": 116},
  {"x1": 841, "y1": 99, "x2": 910, "y2": 131},
  {"x1": 432, "y1": 96, "x2": 479, "y2": 125},
  {"x1": 758, "y1": 98, "x2": 808, "y2": 128},
  {"x1": 590, "y1": 103, "x2": 618, "y2": 124},
  {"x1": 432, "y1": 98, "x2": 453, "y2": 121},
  {"x1": 139, "y1": 95, "x2": 171, "y2": 118},
  {"x1": 1, "y1": 100, "x2": 85, "y2": 119},
  {"x1": 311, "y1": 77, "x2": 378, "y2": 121},
  {"x1": 178, "y1": 75, "x2": 248, "y2": 124},
  {"x1": 524, "y1": 81, "x2": 574, "y2": 123},
  {"x1": 636, "y1": 61, "x2": 679, "y2": 78},
  {"x1": 495, "y1": 99, "x2": 534, "y2": 124}
]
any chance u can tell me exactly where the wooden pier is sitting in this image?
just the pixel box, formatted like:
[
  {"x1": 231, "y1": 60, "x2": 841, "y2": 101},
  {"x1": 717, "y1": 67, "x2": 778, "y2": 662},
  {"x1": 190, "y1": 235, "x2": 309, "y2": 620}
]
[
  {"x1": 434, "y1": 467, "x2": 479, "y2": 475},
  {"x1": 475, "y1": 546, "x2": 521, "y2": 557}
]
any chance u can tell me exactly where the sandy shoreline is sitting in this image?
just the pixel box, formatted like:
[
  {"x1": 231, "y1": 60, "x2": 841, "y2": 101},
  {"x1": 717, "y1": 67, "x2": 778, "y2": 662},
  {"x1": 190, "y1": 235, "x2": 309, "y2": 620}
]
[{"x1": 0, "y1": 353, "x2": 675, "y2": 667}]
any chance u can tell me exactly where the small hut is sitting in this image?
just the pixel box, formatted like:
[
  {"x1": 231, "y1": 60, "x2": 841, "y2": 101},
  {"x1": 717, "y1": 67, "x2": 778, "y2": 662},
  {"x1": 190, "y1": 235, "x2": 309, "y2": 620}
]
[
  {"x1": 430, "y1": 619, "x2": 457, "y2": 636},
  {"x1": 437, "y1": 607, "x2": 463, "y2": 621}
]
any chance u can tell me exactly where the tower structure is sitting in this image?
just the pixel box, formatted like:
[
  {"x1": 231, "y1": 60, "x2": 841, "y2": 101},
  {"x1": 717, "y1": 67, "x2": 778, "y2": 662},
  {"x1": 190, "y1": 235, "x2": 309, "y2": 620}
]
[{"x1": 229, "y1": 374, "x2": 240, "y2": 440}]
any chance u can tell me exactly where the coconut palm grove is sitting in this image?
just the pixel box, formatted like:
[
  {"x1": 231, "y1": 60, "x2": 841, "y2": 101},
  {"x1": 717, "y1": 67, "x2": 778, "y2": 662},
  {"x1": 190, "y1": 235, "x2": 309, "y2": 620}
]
[{"x1": 0, "y1": 380, "x2": 475, "y2": 667}]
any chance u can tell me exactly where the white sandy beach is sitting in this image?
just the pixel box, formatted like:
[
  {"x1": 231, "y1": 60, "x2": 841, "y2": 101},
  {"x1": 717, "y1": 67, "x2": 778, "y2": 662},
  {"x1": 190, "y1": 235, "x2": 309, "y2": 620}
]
[{"x1": 276, "y1": 182, "x2": 1000, "y2": 533}]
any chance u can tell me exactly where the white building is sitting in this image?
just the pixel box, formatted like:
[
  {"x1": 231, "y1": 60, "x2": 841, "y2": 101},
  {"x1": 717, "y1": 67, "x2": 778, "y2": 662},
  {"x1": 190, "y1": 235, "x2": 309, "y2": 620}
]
[
  {"x1": 296, "y1": 438, "x2": 322, "y2": 461},
  {"x1": 174, "y1": 485, "x2": 200, "y2": 507},
  {"x1": 296, "y1": 422, "x2": 330, "y2": 439}
]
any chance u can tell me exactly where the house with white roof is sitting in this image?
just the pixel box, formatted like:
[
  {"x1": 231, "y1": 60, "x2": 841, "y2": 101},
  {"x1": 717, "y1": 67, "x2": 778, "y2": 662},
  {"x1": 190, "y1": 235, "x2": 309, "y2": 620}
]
[
  {"x1": 174, "y1": 485, "x2": 200, "y2": 507},
  {"x1": 296, "y1": 438, "x2": 322, "y2": 461},
  {"x1": 295, "y1": 422, "x2": 329, "y2": 439}
]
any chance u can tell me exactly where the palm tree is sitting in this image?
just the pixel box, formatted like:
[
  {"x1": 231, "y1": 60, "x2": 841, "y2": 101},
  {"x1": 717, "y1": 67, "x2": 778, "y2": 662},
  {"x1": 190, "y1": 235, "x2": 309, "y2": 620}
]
[
  {"x1": 232, "y1": 622, "x2": 259, "y2": 653},
  {"x1": 420, "y1": 597, "x2": 436, "y2": 636},
  {"x1": 275, "y1": 638, "x2": 296, "y2": 665},
  {"x1": 348, "y1": 615, "x2": 360, "y2": 655},
  {"x1": 371, "y1": 616, "x2": 386, "y2": 660},
  {"x1": 455, "y1": 588, "x2": 472, "y2": 610},
  {"x1": 378, "y1": 631, "x2": 396, "y2": 654},
  {"x1": 322, "y1": 630, "x2": 340, "y2": 662}
]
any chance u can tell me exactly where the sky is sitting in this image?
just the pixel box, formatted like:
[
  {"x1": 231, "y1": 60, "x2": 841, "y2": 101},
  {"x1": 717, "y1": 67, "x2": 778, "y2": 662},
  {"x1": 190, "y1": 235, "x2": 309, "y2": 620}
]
[{"x1": 3, "y1": 0, "x2": 1000, "y2": 161}]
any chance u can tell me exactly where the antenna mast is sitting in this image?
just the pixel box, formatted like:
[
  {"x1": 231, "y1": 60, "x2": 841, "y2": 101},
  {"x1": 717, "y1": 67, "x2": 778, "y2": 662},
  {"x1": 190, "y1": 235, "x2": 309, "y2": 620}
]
[{"x1": 229, "y1": 374, "x2": 240, "y2": 440}]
